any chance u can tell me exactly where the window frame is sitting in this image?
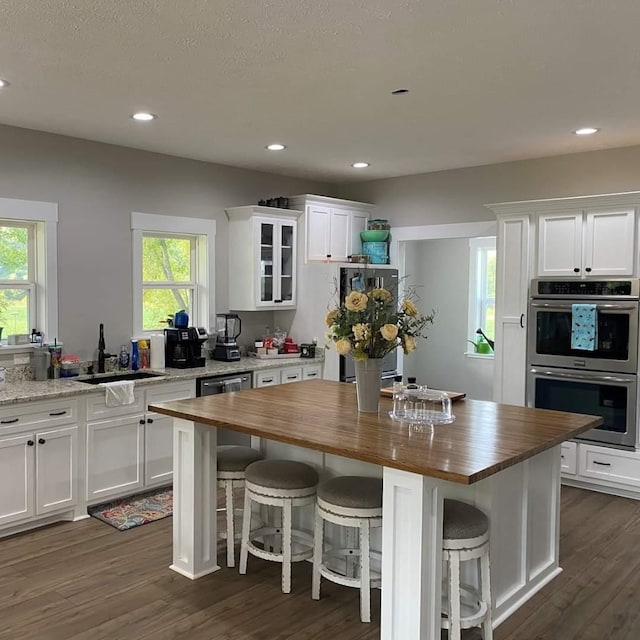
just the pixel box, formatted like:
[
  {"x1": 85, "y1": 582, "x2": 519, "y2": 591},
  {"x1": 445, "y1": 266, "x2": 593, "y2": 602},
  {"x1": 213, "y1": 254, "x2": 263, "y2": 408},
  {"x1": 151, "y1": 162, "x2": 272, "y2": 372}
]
[
  {"x1": 131, "y1": 212, "x2": 216, "y2": 337},
  {"x1": 0, "y1": 198, "x2": 58, "y2": 347},
  {"x1": 467, "y1": 236, "x2": 496, "y2": 358}
]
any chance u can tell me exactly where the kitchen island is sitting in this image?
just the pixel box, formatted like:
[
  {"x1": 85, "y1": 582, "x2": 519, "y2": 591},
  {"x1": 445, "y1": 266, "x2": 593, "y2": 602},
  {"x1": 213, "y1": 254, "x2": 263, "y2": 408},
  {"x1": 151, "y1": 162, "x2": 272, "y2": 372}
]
[{"x1": 149, "y1": 379, "x2": 602, "y2": 640}]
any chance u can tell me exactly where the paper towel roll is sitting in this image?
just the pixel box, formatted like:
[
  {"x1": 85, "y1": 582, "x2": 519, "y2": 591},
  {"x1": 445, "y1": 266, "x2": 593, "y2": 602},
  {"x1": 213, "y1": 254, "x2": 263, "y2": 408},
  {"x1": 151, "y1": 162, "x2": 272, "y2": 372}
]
[{"x1": 150, "y1": 333, "x2": 165, "y2": 369}]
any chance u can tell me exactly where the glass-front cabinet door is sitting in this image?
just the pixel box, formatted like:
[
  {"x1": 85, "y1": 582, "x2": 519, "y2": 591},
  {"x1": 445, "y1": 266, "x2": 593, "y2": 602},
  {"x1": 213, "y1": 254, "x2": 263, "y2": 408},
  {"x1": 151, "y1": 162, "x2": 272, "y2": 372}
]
[{"x1": 255, "y1": 217, "x2": 297, "y2": 308}]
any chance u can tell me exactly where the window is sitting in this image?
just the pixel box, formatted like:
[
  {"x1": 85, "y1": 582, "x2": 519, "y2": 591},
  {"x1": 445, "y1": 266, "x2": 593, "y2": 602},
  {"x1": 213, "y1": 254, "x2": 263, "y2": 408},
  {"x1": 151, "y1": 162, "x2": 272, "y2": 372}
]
[
  {"x1": 467, "y1": 237, "x2": 496, "y2": 355},
  {"x1": 0, "y1": 198, "x2": 58, "y2": 345},
  {"x1": 132, "y1": 212, "x2": 215, "y2": 336}
]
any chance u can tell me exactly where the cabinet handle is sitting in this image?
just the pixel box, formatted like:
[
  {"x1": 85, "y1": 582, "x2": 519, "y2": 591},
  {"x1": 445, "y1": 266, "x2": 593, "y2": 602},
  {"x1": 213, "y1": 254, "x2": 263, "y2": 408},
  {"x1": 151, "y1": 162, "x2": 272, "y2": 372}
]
[
  {"x1": 38, "y1": 438, "x2": 45, "y2": 445},
  {"x1": 560, "y1": 454, "x2": 565, "y2": 459},
  {"x1": 263, "y1": 378, "x2": 274, "y2": 383},
  {"x1": 585, "y1": 267, "x2": 592, "y2": 273},
  {"x1": 147, "y1": 418, "x2": 153, "y2": 424},
  {"x1": 520, "y1": 313, "x2": 525, "y2": 328},
  {"x1": 0, "y1": 418, "x2": 19, "y2": 424},
  {"x1": 286, "y1": 375, "x2": 297, "y2": 380},
  {"x1": 593, "y1": 460, "x2": 611, "y2": 467},
  {"x1": 27, "y1": 440, "x2": 34, "y2": 447},
  {"x1": 307, "y1": 373, "x2": 317, "y2": 378},
  {"x1": 274, "y1": 299, "x2": 282, "y2": 303},
  {"x1": 49, "y1": 410, "x2": 67, "y2": 416},
  {"x1": 139, "y1": 419, "x2": 145, "y2": 425},
  {"x1": 573, "y1": 267, "x2": 580, "y2": 273},
  {"x1": 326, "y1": 254, "x2": 331, "y2": 259}
]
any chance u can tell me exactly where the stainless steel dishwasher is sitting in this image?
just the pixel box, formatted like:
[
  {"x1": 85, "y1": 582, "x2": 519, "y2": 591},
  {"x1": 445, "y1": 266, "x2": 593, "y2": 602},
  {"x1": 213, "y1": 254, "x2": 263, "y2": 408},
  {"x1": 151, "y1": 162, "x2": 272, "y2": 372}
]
[{"x1": 196, "y1": 372, "x2": 252, "y2": 445}]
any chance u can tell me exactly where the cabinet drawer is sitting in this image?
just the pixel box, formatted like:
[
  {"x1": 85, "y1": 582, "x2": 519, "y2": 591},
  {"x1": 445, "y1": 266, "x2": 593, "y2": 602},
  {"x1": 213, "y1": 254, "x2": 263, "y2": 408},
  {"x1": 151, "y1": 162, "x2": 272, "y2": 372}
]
[
  {"x1": 579, "y1": 444, "x2": 640, "y2": 488},
  {"x1": 303, "y1": 364, "x2": 322, "y2": 380},
  {"x1": 0, "y1": 398, "x2": 78, "y2": 436},
  {"x1": 281, "y1": 366, "x2": 302, "y2": 384},
  {"x1": 145, "y1": 380, "x2": 195, "y2": 407},
  {"x1": 560, "y1": 442, "x2": 577, "y2": 475},
  {"x1": 86, "y1": 390, "x2": 145, "y2": 421},
  {"x1": 254, "y1": 370, "x2": 281, "y2": 388}
]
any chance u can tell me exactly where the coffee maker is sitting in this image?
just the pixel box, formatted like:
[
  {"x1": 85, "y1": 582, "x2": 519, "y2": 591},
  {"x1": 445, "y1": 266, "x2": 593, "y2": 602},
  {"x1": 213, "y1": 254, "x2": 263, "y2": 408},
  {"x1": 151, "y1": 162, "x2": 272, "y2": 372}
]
[
  {"x1": 213, "y1": 313, "x2": 241, "y2": 361},
  {"x1": 164, "y1": 327, "x2": 207, "y2": 368}
]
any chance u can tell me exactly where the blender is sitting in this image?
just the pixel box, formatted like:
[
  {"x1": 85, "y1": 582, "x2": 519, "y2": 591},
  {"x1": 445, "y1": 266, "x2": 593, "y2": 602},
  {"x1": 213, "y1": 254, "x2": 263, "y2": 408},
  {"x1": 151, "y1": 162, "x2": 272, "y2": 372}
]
[{"x1": 213, "y1": 313, "x2": 241, "y2": 361}]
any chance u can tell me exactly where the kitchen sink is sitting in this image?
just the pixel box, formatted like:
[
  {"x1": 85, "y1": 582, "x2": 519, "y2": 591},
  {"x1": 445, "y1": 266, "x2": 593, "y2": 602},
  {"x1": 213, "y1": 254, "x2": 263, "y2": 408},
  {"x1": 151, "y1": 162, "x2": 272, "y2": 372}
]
[{"x1": 76, "y1": 371, "x2": 165, "y2": 385}]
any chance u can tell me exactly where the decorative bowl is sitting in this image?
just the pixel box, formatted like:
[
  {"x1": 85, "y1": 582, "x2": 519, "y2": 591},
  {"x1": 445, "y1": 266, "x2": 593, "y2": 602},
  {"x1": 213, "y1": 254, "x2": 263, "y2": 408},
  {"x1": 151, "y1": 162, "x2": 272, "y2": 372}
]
[{"x1": 360, "y1": 229, "x2": 390, "y2": 242}]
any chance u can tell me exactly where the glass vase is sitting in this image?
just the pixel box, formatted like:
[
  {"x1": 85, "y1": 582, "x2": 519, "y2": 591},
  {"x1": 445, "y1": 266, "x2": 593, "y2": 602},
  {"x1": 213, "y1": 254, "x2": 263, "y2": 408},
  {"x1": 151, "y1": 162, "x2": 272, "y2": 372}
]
[{"x1": 354, "y1": 358, "x2": 383, "y2": 413}]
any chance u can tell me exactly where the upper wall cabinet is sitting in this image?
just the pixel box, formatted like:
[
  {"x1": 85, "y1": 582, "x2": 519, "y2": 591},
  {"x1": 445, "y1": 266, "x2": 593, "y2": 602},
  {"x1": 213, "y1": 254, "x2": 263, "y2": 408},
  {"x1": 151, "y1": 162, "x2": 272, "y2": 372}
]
[
  {"x1": 225, "y1": 206, "x2": 301, "y2": 311},
  {"x1": 287, "y1": 195, "x2": 374, "y2": 263},
  {"x1": 537, "y1": 206, "x2": 636, "y2": 277}
]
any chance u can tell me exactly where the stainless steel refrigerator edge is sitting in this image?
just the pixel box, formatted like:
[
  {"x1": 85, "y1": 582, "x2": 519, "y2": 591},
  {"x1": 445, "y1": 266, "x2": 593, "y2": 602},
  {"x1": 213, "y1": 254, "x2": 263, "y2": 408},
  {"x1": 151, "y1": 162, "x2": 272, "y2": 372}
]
[{"x1": 339, "y1": 266, "x2": 399, "y2": 385}]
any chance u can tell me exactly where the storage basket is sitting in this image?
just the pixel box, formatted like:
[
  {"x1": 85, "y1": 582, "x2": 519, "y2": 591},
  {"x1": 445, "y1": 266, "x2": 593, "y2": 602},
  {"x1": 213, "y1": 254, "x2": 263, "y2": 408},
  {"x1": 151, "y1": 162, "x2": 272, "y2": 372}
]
[{"x1": 362, "y1": 241, "x2": 389, "y2": 264}]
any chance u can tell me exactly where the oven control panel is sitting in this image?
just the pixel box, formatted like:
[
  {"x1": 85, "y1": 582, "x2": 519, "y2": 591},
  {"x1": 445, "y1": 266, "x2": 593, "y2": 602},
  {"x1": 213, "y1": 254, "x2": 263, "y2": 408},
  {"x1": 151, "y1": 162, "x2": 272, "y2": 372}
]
[{"x1": 531, "y1": 279, "x2": 640, "y2": 298}]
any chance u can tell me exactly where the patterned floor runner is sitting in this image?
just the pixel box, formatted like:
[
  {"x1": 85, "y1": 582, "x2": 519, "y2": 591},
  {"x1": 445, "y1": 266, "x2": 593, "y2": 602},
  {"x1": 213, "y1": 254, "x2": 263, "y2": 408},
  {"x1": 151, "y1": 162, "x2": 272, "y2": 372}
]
[{"x1": 88, "y1": 487, "x2": 173, "y2": 531}]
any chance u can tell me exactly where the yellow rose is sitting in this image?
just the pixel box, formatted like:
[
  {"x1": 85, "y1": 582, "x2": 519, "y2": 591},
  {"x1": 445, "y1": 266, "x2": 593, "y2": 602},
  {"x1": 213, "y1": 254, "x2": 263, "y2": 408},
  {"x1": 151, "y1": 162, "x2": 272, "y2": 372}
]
[
  {"x1": 403, "y1": 335, "x2": 417, "y2": 354},
  {"x1": 402, "y1": 299, "x2": 419, "y2": 317},
  {"x1": 345, "y1": 291, "x2": 368, "y2": 312},
  {"x1": 370, "y1": 288, "x2": 392, "y2": 302},
  {"x1": 335, "y1": 338, "x2": 352, "y2": 355},
  {"x1": 353, "y1": 323, "x2": 371, "y2": 341},
  {"x1": 325, "y1": 309, "x2": 339, "y2": 327},
  {"x1": 380, "y1": 323, "x2": 398, "y2": 341}
]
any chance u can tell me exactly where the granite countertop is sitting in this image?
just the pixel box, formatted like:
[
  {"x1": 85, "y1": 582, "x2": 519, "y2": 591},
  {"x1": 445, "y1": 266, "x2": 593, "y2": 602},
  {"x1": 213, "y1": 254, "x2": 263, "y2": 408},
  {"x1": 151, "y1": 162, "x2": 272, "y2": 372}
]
[{"x1": 0, "y1": 355, "x2": 324, "y2": 407}]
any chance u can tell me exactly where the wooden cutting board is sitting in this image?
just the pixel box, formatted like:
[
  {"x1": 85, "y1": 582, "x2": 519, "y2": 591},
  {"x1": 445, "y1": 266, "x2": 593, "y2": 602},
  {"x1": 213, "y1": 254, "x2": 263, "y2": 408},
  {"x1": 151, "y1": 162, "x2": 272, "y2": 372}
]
[{"x1": 380, "y1": 387, "x2": 466, "y2": 401}]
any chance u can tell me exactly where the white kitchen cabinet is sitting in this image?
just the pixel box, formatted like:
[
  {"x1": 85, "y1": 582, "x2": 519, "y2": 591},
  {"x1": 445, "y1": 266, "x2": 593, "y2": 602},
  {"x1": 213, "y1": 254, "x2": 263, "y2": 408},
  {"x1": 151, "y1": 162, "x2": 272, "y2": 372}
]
[
  {"x1": 226, "y1": 205, "x2": 301, "y2": 311},
  {"x1": 253, "y1": 362, "x2": 323, "y2": 388},
  {"x1": 287, "y1": 195, "x2": 374, "y2": 263},
  {"x1": 0, "y1": 398, "x2": 79, "y2": 528},
  {"x1": 537, "y1": 207, "x2": 636, "y2": 277},
  {"x1": 560, "y1": 442, "x2": 577, "y2": 476},
  {"x1": 86, "y1": 380, "x2": 195, "y2": 502},
  {"x1": 490, "y1": 212, "x2": 531, "y2": 405}
]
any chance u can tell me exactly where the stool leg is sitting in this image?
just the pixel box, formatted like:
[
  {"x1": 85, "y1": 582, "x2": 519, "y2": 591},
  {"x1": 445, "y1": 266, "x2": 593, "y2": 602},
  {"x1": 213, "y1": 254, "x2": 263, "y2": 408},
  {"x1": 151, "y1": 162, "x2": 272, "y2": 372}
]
[
  {"x1": 282, "y1": 500, "x2": 293, "y2": 594},
  {"x1": 239, "y1": 489, "x2": 252, "y2": 575},
  {"x1": 481, "y1": 550, "x2": 493, "y2": 640},
  {"x1": 311, "y1": 506, "x2": 323, "y2": 601},
  {"x1": 225, "y1": 480, "x2": 235, "y2": 568},
  {"x1": 448, "y1": 550, "x2": 462, "y2": 640},
  {"x1": 359, "y1": 518, "x2": 371, "y2": 623}
]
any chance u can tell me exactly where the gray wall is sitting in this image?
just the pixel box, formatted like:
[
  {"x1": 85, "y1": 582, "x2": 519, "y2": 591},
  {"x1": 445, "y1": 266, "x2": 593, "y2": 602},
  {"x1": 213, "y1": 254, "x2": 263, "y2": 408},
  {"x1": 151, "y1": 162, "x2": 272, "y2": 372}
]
[
  {"x1": 403, "y1": 238, "x2": 494, "y2": 400},
  {"x1": 0, "y1": 124, "x2": 331, "y2": 360},
  {"x1": 335, "y1": 145, "x2": 640, "y2": 226}
]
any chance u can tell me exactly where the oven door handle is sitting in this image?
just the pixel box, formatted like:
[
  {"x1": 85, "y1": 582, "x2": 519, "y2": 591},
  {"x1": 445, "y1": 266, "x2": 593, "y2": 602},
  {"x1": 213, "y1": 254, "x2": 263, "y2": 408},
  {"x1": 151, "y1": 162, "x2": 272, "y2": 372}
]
[
  {"x1": 530, "y1": 368, "x2": 636, "y2": 384},
  {"x1": 530, "y1": 301, "x2": 637, "y2": 311}
]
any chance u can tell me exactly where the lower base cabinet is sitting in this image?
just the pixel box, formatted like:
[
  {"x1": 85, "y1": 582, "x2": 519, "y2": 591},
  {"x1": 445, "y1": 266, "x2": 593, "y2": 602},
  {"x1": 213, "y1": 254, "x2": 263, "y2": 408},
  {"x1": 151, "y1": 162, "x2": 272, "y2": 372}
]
[
  {"x1": 253, "y1": 362, "x2": 323, "y2": 388},
  {"x1": 562, "y1": 441, "x2": 640, "y2": 497}
]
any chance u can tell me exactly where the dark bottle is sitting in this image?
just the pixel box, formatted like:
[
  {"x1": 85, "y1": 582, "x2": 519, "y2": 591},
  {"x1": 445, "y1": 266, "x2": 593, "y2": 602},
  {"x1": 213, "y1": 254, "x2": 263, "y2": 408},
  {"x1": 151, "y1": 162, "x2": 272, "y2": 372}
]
[{"x1": 407, "y1": 376, "x2": 418, "y2": 389}]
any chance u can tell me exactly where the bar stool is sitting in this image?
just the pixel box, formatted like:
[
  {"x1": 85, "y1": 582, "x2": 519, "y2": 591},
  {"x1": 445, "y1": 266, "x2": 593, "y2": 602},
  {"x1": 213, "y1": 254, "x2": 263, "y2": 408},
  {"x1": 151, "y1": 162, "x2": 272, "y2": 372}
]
[
  {"x1": 217, "y1": 445, "x2": 264, "y2": 568},
  {"x1": 441, "y1": 499, "x2": 493, "y2": 640},
  {"x1": 312, "y1": 475, "x2": 383, "y2": 623},
  {"x1": 239, "y1": 459, "x2": 319, "y2": 593}
]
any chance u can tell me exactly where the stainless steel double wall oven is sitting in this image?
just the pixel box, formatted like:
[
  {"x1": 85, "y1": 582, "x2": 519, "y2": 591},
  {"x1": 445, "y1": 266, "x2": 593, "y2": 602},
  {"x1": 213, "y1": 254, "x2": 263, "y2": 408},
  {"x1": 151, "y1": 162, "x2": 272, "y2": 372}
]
[{"x1": 526, "y1": 279, "x2": 640, "y2": 449}]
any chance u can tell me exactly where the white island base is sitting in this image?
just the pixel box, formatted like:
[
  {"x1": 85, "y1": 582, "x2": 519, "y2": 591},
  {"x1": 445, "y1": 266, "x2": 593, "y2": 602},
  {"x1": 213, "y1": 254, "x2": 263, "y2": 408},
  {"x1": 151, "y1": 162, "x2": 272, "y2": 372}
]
[{"x1": 170, "y1": 418, "x2": 562, "y2": 640}]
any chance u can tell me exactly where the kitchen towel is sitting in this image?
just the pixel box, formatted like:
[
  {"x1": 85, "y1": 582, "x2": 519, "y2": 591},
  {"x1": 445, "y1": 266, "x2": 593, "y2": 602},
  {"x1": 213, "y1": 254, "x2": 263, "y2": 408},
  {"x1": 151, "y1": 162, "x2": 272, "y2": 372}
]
[
  {"x1": 150, "y1": 333, "x2": 165, "y2": 369},
  {"x1": 571, "y1": 303, "x2": 598, "y2": 351},
  {"x1": 100, "y1": 380, "x2": 136, "y2": 406}
]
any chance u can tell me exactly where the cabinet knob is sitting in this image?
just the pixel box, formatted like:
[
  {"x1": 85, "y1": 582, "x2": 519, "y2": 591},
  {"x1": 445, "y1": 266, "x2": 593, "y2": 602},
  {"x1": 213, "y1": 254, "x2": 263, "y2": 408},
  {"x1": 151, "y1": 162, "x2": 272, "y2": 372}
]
[
  {"x1": 27, "y1": 440, "x2": 34, "y2": 447},
  {"x1": 147, "y1": 418, "x2": 153, "y2": 424},
  {"x1": 38, "y1": 438, "x2": 45, "y2": 445},
  {"x1": 585, "y1": 267, "x2": 592, "y2": 273},
  {"x1": 139, "y1": 419, "x2": 145, "y2": 425},
  {"x1": 573, "y1": 267, "x2": 580, "y2": 273}
]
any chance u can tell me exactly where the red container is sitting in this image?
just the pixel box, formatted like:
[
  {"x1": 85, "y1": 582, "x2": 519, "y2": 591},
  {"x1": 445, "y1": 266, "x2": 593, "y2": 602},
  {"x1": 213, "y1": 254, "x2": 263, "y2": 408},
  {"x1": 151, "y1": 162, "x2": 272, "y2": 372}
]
[{"x1": 284, "y1": 342, "x2": 299, "y2": 354}]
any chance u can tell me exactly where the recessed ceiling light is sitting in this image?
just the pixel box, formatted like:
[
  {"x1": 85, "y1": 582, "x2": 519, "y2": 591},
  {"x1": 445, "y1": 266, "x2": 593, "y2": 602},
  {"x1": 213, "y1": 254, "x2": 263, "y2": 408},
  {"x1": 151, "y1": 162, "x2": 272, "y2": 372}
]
[
  {"x1": 391, "y1": 88, "x2": 409, "y2": 95},
  {"x1": 266, "y1": 143, "x2": 286, "y2": 151},
  {"x1": 131, "y1": 112, "x2": 157, "y2": 122},
  {"x1": 0, "y1": 79, "x2": 9, "y2": 89},
  {"x1": 574, "y1": 127, "x2": 599, "y2": 135},
  {"x1": 352, "y1": 162, "x2": 370, "y2": 169}
]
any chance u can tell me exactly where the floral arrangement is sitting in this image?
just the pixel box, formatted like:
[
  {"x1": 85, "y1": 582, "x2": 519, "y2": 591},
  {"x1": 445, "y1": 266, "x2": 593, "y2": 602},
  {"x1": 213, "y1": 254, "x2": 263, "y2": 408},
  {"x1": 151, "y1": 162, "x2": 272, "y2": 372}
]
[{"x1": 325, "y1": 284, "x2": 434, "y2": 360}]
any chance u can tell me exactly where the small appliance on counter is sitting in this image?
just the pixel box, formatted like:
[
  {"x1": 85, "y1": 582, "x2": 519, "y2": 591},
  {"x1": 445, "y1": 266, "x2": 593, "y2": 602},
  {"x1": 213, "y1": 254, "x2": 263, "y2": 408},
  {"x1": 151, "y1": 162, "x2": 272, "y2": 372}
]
[
  {"x1": 213, "y1": 313, "x2": 241, "y2": 361},
  {"x1": 164, "y1": 326, "x2": 207, "y2": 368}
]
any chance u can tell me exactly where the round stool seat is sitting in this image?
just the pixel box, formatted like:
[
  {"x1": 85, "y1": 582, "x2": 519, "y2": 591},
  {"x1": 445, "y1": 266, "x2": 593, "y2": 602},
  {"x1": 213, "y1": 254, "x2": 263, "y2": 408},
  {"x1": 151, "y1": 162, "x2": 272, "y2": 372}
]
[
  {"x1": 217, "y1": 446, "x2": 264, "y2": 473},
  {"x1": 443, "y1": 499, "x2": 489, "y2": 541},
  {"x1": 318, "y1": 476, "x2": 383, "y2": 510},
  {"x1": 246, "y1": 459, "x2": 319, "y2": 490}
]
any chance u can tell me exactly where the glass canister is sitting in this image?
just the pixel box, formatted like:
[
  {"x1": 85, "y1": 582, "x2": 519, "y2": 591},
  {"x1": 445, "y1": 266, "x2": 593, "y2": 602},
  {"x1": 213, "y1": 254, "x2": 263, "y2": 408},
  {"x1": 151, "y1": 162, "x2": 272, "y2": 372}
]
[{"x1": 390, "y1": 385, "x2": 454, "y2": 426}]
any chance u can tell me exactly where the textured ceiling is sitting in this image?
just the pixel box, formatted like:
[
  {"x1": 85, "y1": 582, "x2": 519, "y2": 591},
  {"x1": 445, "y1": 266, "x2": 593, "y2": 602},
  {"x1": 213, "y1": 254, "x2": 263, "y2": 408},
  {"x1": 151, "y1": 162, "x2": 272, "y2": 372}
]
[{"x1": 1, "y1": 1, "x2": 639, "y2": 182}]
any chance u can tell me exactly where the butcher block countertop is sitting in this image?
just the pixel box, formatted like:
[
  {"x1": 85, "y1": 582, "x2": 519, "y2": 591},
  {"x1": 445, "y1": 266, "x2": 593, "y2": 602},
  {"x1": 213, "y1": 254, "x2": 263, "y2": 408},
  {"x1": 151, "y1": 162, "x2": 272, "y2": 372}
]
[{"x1": 149, "y1": 379, "x2": 603, "y2": 485}]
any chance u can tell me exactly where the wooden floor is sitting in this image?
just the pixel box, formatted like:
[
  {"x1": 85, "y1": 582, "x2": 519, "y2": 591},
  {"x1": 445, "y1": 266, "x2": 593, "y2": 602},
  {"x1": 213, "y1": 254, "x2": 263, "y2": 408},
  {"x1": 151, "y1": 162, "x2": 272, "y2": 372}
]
[{"x1": 1, "y1": 486, "x2": 639, "y2": 639}]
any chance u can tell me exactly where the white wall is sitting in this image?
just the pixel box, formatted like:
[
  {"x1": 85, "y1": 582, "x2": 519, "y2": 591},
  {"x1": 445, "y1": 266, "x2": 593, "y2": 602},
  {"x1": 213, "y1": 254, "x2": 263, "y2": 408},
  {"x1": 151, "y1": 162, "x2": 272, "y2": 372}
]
[
  {"x1": 0, "y1": 124, "x2": 331, "y2": 359},
  {"x1": 402, "y1": 238, "x2": 494, "y2": 400}
]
